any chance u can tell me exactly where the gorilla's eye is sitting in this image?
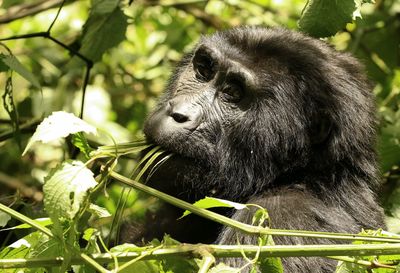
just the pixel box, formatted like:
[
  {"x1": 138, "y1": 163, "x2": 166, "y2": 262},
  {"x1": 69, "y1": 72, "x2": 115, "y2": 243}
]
[
  {"x1": 193, "y1": 49, "x2": 216, "y2": 82},
  {"x1": 221, "y1": 82, "x2": 243, "y2": 103}
]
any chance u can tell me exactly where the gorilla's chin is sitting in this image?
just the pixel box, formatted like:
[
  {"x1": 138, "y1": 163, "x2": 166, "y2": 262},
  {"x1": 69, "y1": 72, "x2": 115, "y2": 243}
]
[{"x1": 145, "y1": 152, "x2": 214, "y2": 201}]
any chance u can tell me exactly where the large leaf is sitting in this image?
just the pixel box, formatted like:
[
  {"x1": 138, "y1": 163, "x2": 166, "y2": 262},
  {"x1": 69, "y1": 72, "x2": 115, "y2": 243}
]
[
  {"x1": 23, "y1": 111, "x2": 96, "y2": 155},
  {"x1": 1, "y1": 54, "x2": 40, "y2": 89},
  {"x1": 79, "y1": 6, "x2": 128, "y2": 62},
  {"x1": 43, "y1": 161, "x2": 97, "y2": 222},
  {"x1": 299, "y1": 0, "x2": 356, "y2": 37}
]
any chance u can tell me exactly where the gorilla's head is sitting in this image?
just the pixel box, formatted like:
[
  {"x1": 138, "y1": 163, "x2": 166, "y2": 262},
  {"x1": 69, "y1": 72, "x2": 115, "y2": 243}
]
[{"x1": 143, "y1": 27, "x2": 377, "y2": 201}]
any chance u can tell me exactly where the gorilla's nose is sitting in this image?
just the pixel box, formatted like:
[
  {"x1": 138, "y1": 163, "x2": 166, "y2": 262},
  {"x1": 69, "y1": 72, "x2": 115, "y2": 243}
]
[
  {"x1": 167, "y1": 97, "x2": 200, "y2": 126},
  {"x1": 171, "y1": 111, "x2": 189, "y2": 123}
]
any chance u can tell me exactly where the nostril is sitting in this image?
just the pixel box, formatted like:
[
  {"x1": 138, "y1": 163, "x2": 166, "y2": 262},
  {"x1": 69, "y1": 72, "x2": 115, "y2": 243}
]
[{"x1": 171, "y1": 112, "x2": 189, "y2": 123}]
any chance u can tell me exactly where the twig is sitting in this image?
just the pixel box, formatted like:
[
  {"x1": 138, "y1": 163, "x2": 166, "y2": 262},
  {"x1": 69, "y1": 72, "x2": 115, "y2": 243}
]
[
  {"x1": 0, "y1": 0, "x2": 68, "y2": 24},
  {"x1": 80, "y1": 64, "x2": 93, "y2": 119},
  {"x1": 175, "y1": 4, "x2": 225, "y2": 29},
  {"x1": 0, "y1": 119, "x2": 40, "y2": 142},
  {"x1": 47, "y1": 0, "x2": 67, "y2": 33},
  {"x1": 0, "y1": 172, "x2": 43, "y2": 202}
]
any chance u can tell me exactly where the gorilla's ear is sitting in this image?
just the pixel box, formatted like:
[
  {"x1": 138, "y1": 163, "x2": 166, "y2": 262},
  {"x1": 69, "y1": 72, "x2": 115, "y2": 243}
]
[{"x1": 311, "y1": 112, "x2": 332, "y2": 145}]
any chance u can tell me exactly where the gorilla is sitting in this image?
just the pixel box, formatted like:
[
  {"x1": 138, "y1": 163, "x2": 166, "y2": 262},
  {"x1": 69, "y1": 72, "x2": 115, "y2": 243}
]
[{"x1": 128, "y1": 27, "x2": 385, "y2": 272}]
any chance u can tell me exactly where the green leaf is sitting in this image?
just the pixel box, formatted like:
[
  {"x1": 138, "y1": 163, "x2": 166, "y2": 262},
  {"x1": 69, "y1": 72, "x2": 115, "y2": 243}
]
[
  {"x1": 0, "y1": 233, "x2": 35, "y2": 259},
  {"x1": 0, "y1": 211, "x2": 11, "y2": 227},
  {"x1": 299, "y1": 0, "x2": 356, "y2": 37},
  {"x1": 181, "y1": 197, "x2": 247, "y2": 218},
  {"x1": 43, "y1": 161, "x2": 97, "y2": 222},
  {"x1": 72, "y1": 132, "x2": 94, "y2": 159},
  {"x1": 0, "y1": 54, "x2": 9, "y2": 72},
  {"x1": 252, "y1": 208, "x2": 269, "y2": 226},
  {"x1": 88, "y1": 204, "x2": 111, "y2": 218},
  {"x1": 91, "y1": 0, "x2": 120, "y2": 14},
  {"x1": 378, "y1": 131, "x2": 400, "y2": 172},
  {"x1": 80, "y1": 7, "x2": 128, "y2": 62},
  {"x1": 0, "y1": 231, "x2": 56, "y2": 272},
  {"x1": 23, "y1": 111, "x2": 97, "y2": 156},
  {"x1": 1, "y1": 55, "x2": 40, "y2": 89},
  {"x1": 259, "y1": 257, "x2": 284, "y2": 273}
]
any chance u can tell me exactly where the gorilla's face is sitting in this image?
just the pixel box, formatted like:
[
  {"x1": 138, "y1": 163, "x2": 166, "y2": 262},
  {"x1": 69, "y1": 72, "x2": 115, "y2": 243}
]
[{"x1": 143, "y1": 27, "x2": 375, "y2": 200}]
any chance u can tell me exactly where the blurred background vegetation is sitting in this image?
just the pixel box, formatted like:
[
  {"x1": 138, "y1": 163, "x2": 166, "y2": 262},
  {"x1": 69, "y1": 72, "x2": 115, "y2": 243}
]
[{"x1": 0, "y1": 0, "x2": 399, "y2": 242}]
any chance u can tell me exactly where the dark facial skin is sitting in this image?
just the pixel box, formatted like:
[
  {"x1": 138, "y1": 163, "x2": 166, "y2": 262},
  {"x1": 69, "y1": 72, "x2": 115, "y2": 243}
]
[{"x1": 133, "y1": 27, "x2": 386, "y2": 273}]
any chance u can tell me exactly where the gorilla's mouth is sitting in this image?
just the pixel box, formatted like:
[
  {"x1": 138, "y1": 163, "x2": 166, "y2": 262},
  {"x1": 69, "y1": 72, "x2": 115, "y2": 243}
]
[
  {"x1": 143, "y1": 138, "x2": 190, "y2": 164},
  {"x1": 144, "y1": 121, "x2": 216, "y2": 162}
]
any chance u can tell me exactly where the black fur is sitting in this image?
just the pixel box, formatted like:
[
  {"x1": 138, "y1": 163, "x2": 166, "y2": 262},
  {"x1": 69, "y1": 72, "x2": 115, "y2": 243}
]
[{"x1": 132, "y1": 27, "x2": 385, "y2": 272}]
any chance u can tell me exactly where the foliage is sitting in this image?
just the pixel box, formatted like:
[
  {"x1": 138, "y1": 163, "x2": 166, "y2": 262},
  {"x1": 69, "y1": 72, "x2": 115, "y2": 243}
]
[{"x1": 0, "y1": 0, "x2": 399, "y2": 272}]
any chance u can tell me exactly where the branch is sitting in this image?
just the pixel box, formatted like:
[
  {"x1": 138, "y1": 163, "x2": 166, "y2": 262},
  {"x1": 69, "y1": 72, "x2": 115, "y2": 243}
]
[
  {"x1": 0, "y1": 243, "x2": 400, "y2": 269},
  {"x1": 143, "y1": 1, "x2": 225, "y2": 29},
  {"x1": 0, "y1": 0, "x2": 68, "y2": 25},
  {"x1": 0, "y1": 172, "x2": 43, "y2": 202},
  {"x1": 0, "y1": 119, "x2": 40, "y2": 142},
  {"x1": 175, "y1": 4, "x2": 225, "y2": 29}
]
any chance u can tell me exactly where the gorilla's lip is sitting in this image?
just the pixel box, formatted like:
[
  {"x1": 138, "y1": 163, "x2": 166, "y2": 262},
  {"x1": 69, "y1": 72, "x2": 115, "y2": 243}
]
[{"x1": 145, "y1": 137, "x2": 183, "y2": 158}]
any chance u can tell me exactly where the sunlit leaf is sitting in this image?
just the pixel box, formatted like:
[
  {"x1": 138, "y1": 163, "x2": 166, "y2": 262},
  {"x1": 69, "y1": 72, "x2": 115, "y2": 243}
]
[
  {"x1": 43, "y1": 161, "x2": 97, "y2": 222},
  {"x1": 82, "y1": 227, "x2": 97, "y2": 241},
  {"x1": 0, "y1": 231, "x2": 49, "y2": 259},
  {"x1": 23, "y1": 111, "x2": 97, "y2": 156},
  {"x1": 0, "y1": 211, "x2": 11, "y2": 227},
  {"x1": 181, "y1": 197, "x2": 247, "y2": 218},
  {"x1": 88, "y1": 204, "x2": 111, "y2": 218}
]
